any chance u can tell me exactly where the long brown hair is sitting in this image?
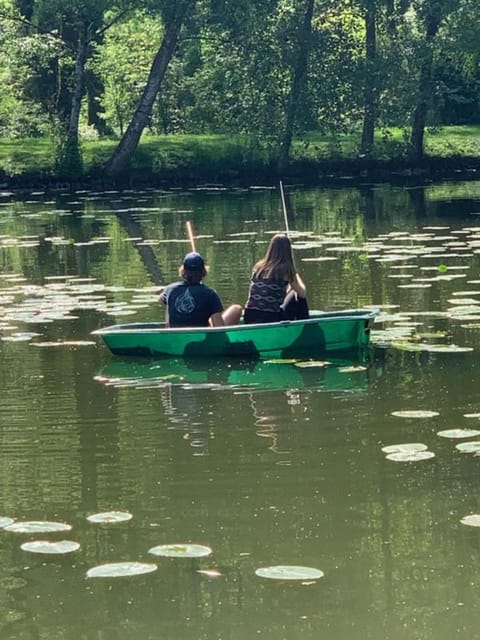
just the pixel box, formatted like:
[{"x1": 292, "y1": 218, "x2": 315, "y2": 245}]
[{"x1": 254, "y1": 234, "x2": 296, "y2": 282}]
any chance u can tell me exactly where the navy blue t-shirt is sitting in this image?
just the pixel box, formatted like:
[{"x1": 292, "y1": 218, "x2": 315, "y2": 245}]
[{"x1": 160, "y1": 281, "x2": 223, "y2": 327}]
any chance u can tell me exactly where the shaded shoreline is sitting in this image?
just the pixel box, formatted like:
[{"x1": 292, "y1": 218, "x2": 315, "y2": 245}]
[{"x1": 1, "y1": 154, "x2": 480, "y2": 192}]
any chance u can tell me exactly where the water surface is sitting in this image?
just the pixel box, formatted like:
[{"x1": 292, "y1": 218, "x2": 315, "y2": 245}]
[{"x1": 0, "y1": 182, "x2": 480, "y2": 639}]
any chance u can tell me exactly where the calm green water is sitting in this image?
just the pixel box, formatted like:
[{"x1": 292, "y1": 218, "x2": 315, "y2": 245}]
[{"x1": 1, "y1": 182, "x2": 480, "y2": 639}]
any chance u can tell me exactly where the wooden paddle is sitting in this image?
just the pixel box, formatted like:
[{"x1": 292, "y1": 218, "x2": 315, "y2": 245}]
[
  {"x1": 186, "y1": 220, "x2": 196, "y2": 252},
  {"x1": 279, "y1": 180, "x2": 290, "y2": 237}
]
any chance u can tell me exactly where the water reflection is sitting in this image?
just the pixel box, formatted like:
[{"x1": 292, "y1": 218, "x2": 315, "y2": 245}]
[
  {"x1": 95, "y1": 354, "x2": 379, "y2": 461},
  {"x1": 94, "y1": 353, "x2": 375, "y2": 392}
]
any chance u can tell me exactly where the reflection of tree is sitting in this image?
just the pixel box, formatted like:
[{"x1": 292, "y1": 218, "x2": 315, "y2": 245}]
[
  {"x1": 407, "y1": 186, "x2": 427, "y2": 220},
  {"x1": 72, "y1": 348, "x2": 121, "y2": 512},
  {"x1": 112, "y1": 207, "x2": 163, "y2": 285}
]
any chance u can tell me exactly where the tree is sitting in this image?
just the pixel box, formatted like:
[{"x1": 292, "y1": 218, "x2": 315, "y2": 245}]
[
  {"x1": 277, "y1": 0, "x2": 315, "y2": 171},
  {"x1": 358, "y1": 0, "x2": 378, "y2": 156},
  {"x1": 307, "y1": 2, "x2": 364, "y2": 135},
  {"x1": 104, "y1": 0, "x2": 196, "y2": 177},
  {"x1": 2, "y1": 0, "x2": 136, "y2": 176},
  {"x1": 90, "y1": 11, "x2": 163, "y2": 136},
  {"x1": 408, "y1": 0, "x2": 461, "y2": 159},
  {"x1": 430, "y1": 0, "x2": 480, "y2": 125}
]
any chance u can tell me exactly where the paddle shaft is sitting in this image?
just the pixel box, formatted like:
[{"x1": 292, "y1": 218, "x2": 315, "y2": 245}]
[
  {"x1": 186, "y1": 221, "x2": 196, "y2": 252},
  {"x1": 279, "y1": 181, "x2": 290, "y2": 237}
]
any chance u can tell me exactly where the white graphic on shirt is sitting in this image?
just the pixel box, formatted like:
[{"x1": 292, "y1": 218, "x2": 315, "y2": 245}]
[{"x1": 175, "y1": 287, "x2": 196, "y2": 315}]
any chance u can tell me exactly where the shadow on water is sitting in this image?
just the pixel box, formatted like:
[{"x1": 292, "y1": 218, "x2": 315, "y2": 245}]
[{"x1": 94, "y1": 349, "x2": 382, "y2": 393}]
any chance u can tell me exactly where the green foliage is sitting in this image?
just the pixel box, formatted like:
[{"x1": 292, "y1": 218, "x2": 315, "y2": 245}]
[
  {"x1": 0, "y1": 0, "x2": 479, "y2": 164},
  {"x1": 0, "y1": 17, "x2": 54, "y2": 136},
  {"x1": 90, "y1": 11, "x2": 163, "y2": 135},
  {"x1": 307, "y1": 4, "x2": 365, "y2": 132},
  {"x1": 53, "y1": 128, "x2": 84, "y2": 178},
  {"x1": 8, "y1": 33, "x2": 69, "y2": 123}
]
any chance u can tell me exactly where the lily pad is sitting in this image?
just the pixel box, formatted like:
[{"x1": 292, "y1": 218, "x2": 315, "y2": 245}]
[
  {"x1": 385, "y1": 451, "x2": 435, "y2": 462},
  {"x1": 86, "y1": 562, "x2": 158, "y2": 578},
  {"x1": 5, "y1": 521, "x2": 72, "y2": 533},
  {"x1": 460, "y1": 515, "x2": 480, "y2": 527},
  {"x1": 148, "y1": 543, "x2": 212, "y2": 558},
  {"x1": 20, "y1": 540, "x2": 80, "y2": 554},
  {"x1": 87, "y1": 511, "x2": 133, "y2": 524},
  {"x1": 455, "y1": 441, "x2": 480, "y2": 453},
  {"x1": 391, "y1": 341, "x2": 426, "y2": 352},
  {"x1": 421, "y1": 344, "x2": 473, "y2": 353},
  {"x1": 381, "y1": 443, "x2": 428, "y2": 454},
  {"x1": 437, "y1": 429, "x2": 480, "y2": 439},
  {"x1": 294, "y1": 361, "x2": 331, "y2": 368},
  {"x1": 0, "y1": 517, "x2": 14, "y2": 529},
  {"x1": 391, "y1": 410, "x2": 439, "y2": 418},
  {"x1": 255, "y1": 565, "x2": 324, "y2": 580}
]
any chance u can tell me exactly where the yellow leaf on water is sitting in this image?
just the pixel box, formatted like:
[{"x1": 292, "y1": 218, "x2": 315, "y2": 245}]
[{"x1": 197, "y1": 569, "x2": 222, "y2": 578}]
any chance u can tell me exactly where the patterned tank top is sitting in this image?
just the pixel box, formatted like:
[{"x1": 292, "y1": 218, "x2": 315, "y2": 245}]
[{"x1": 245, "y1": 274, "x2": 288, "y2": 313}]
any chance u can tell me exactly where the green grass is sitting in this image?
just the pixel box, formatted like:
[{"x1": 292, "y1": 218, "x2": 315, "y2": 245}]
[
  {"x1": 423, "y1": 125, "x2": 480, "y2": 156},
  {"x1": 1, "y1": 125, "x2": 480, "y2": 184},
  {"x1": 293, "y1": 125, "x2": 480, "y2": 160}
]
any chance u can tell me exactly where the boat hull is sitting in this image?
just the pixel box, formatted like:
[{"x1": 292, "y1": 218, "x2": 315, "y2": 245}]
[{"x1": 92, "y1": 310, "x2": 378, "y2": 358}]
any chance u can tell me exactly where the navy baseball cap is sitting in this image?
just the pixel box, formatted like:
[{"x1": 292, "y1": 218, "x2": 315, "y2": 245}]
[{"x1": 183, "y1": 252, "x2": 205, "y2": 270}]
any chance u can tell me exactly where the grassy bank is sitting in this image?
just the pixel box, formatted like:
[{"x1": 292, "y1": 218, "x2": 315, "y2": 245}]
[{"x1": 1, "y1": 125, "x2": 480, "y2": 189}]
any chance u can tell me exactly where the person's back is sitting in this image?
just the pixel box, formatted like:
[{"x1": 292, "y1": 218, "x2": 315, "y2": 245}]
[
  {"x1": 244, "y1": 273, "x2": 288, "y2": 322},
  {"x1": 160, "y1": 251, "x2": 242, "y2": 328},
  {"x1": 161, "y1": 280, "x2": 223, "y2": 327},
  {"x1": 244, "y1": 234, "x2": 309, "y2": 324}
]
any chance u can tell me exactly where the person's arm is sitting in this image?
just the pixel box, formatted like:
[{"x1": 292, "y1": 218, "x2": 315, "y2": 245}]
[
  {"x1": 159, "y1": 287, "x2": 169, "y2": 326},
  {"x1": 290, "y1": 272, "x2": 307, "y2": 298},
  {"x1": 159, "y1": 286, "x2": 168, "y2": 306}
]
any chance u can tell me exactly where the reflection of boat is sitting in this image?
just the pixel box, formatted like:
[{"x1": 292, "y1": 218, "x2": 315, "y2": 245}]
[
  {"x1": 92, "y1": 309, "x2": 378, "y2": 358},
  {"x1": 94, "y1": 353, "x2": 376, "y2": 392}
]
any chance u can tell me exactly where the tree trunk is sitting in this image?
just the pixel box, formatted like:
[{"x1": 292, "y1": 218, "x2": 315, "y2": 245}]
[
  {"x1": 104, "y1": 0, "x2": 195, "y2": 177},
  {"x1": 69, "y1": 23, "x2": 88, "y2": 138},
  {"x1": 409, "y1": 14, "x2": 441, "y2": 160},
  {"x1": 277, "y1": 0, "x2": 314, "y2": 173},
  {"x1": 85, "y1": 69, "x2": 114, "y2": 137},
  {"x1": 54, "y1": 21, "x2": 87, "y2": 178},
  {"x1": 409, "y1": 64, "x2": 431, "y2": 160},
  {"x1": 359, "y1": 1, "x2": 377, "y2": 157}
]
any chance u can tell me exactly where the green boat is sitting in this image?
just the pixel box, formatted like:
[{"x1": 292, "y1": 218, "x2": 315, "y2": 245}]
[{"x1": 92, "y1": 309, "x2": 378, "y2": 358}]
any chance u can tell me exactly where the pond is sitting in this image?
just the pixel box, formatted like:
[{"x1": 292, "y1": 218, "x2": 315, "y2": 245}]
[{"x1": 0, "y1": 180, "x2": 480, "y2": 639}]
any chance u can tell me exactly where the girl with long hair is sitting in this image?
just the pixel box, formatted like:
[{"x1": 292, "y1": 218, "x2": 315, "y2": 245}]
[{"x1": 244, "y1": 234, "x2": 309, "y2": 324}]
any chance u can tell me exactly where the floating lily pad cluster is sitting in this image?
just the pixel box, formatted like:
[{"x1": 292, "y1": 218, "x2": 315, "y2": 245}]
[
  {"x1": 0, "y1": 511, "x2": 324, "y2": 583},
  {"x1": 0, "y1": 275, "x2": 162, "y2": 345},
  {"x1": 383, "y1": 409, "x2": 480, "y2": 463},
  {"x1": 337, "y1": 225, "x2": 480, "y2": 351},
  {"x1": 381, "y1": 443, "x2": 435, "y2": 462}
]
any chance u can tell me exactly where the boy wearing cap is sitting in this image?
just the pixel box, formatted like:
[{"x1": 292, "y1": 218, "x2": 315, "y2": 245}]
[{"x1": 160, "y1": 252, "x2": 242, "y2": 327}]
